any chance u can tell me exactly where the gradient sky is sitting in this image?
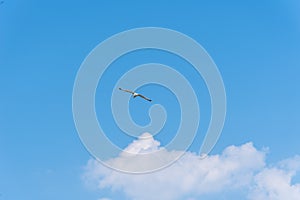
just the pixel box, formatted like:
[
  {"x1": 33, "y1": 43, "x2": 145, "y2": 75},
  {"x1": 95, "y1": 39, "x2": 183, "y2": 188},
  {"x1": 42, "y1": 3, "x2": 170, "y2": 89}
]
[{"x1": 1, "y1": 1, "x2": 300, "y2": 199}]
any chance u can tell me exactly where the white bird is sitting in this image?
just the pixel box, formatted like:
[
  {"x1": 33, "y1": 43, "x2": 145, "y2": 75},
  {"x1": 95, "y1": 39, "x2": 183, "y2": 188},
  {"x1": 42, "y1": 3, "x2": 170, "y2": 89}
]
[{"x1": 119, "y1": 88, "x2": 152, "y2": 102}]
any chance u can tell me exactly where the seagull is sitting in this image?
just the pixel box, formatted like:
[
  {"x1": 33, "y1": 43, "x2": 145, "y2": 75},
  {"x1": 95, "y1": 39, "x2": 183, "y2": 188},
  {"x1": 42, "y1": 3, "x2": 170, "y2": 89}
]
[{"x1": 119, "y1": 88, "x2": 152, "y2": 102}]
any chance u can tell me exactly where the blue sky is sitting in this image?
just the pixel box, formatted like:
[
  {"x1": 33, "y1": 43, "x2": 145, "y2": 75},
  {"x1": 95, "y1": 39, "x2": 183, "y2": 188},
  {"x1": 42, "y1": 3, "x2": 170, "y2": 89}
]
[{"x1": 1, "y1": 0, "x2": 300, "y2": 199}]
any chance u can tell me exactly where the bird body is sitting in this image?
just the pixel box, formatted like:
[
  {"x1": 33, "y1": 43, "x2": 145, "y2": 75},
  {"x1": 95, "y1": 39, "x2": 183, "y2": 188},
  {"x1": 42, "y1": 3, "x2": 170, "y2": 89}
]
[{"x1": 119, "y1": 88, "x2": 152, "y2": 102}]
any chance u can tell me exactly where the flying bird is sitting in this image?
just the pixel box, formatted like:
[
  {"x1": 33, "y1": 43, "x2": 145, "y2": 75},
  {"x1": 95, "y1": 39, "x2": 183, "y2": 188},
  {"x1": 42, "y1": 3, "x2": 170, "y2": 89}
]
[{"x1": 119, "y1": 88, "x2": 152, "y2": 102}]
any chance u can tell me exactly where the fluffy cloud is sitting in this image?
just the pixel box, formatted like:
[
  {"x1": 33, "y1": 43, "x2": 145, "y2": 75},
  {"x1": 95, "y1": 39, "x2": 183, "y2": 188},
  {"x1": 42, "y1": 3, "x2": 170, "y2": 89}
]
[
  {"x1": 249, "y1": 156, "x2": 300, "y2": 200},
  {"x1": 82, "y1": 133, "x2": 300, "y2": 200}
]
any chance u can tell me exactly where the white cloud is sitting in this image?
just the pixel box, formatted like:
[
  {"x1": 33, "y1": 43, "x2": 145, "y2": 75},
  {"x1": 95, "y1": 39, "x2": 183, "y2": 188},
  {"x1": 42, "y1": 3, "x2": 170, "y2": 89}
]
[
  {"x1": 249, "y1": 156, "x2": 300, "y2": 200},
  {"x1": 82, "y1": 133, "x2": 300, "y2": 200},
  {"x1": 122, "y1": 132, "x2": 161, "y2": 154}
]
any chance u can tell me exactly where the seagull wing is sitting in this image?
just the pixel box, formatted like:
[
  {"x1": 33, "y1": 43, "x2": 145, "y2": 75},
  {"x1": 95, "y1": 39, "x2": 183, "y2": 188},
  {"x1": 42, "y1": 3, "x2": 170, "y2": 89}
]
[
  {"x1": 137, "y1": 94, "x2": 152, "y2": 102},
  {"x1": 119, "y1": 88, "x2": 135, "y2": 95}
]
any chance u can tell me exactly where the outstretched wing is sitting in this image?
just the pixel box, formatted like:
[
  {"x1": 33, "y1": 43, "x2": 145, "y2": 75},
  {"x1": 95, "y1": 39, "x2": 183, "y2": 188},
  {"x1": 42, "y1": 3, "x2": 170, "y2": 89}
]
[
  {"x1": 119, "y1": 88, "x2": 135, "y2": 95},
  {"x1": 137, "y1": 94, "x2": 152, "y2": 102}
]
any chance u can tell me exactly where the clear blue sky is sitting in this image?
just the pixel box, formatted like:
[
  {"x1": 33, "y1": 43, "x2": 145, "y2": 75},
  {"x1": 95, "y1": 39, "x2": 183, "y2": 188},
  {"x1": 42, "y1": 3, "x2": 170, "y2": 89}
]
[{"x1": 1, "y1": 0, "x2": 300, "y2": 199}]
